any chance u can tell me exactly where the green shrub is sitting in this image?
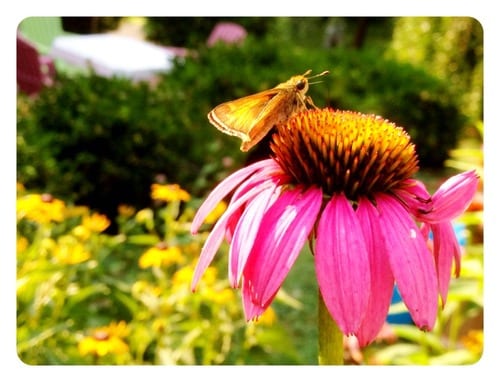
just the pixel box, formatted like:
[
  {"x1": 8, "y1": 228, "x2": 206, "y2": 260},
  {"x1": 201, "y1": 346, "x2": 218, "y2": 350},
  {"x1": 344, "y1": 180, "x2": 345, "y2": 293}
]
[{"x1": 17, "y1": 66, "x2": 244, "y2": 224}]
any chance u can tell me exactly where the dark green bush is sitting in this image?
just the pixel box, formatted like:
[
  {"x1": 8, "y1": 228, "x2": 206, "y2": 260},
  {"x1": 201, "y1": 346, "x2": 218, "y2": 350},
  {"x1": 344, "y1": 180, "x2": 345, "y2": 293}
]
[
  {"x1": 17, "y1": 67, "x2": 244, "y2": 223},
  {"x1": 17, "y1": 35, "x2": 464, "y2": 221}
]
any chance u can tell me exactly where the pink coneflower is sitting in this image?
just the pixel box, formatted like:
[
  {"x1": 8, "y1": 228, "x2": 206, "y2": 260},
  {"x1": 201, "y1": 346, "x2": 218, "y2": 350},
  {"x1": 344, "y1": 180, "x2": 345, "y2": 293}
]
[{"x1": 191, "y1": 108, "x2": 479, "y2": 347}]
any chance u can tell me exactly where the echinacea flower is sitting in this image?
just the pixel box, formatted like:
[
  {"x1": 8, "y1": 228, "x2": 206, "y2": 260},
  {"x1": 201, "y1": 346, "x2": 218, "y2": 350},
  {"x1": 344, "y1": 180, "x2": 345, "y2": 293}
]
[{"x1": 191, "y1": 108, "x2": 479, "y2": 347}]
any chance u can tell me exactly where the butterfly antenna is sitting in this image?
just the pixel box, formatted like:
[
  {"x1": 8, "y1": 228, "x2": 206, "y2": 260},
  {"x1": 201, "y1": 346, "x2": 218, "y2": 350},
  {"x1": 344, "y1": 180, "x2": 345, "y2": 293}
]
[{"x1": 308, "y1": 70, "x2": 330, "y2": 80}]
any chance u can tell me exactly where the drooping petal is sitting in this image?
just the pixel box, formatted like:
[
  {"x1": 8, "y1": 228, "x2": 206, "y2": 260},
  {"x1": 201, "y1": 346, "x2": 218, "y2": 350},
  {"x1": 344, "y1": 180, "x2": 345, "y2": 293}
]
[
  {"x1": 355, "y1": 197, "x2": 395, "y2": 347},
  {"x1": 242, "y1": 284, "x2": 280, "y2": 320},
  {"x1": 376, "y1": 194, "x2": 438, "y2": 331},
  {"x1": 191, "y1": 159, "x2": 280, "y2": 234},
  {"x1": 315, "y1": 193, "x2": 371, "y2": 335},
  {"x1": 228, "y1": 184, "x2": 280, "y2": 287},
  {"x1": 419, "y1": 170, "x2": 479, "y2": 223},
  {"x1": 430, "y1": 221, "x2": 462, "y2": 305},
  {"x1": 242, "y1": 186, "x2": 322, "y2": 320},
  {"x1": 392, "y1": 178, "x2": 432, "y2": 215},
  {"x1": 191, "y1": 176, "x2": 280, "y2": 291}
]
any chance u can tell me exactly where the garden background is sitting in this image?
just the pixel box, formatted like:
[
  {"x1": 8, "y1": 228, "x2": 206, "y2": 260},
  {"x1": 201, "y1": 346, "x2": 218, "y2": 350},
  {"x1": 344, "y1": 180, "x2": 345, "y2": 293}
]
[{"x1": 16, "y1": 16, "x2": 484, "y2": 365}]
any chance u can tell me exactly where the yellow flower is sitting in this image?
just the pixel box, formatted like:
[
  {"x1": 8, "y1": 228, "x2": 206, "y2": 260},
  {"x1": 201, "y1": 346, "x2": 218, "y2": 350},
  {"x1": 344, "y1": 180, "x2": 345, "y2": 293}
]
[
  {"x1": 135, "y1": 208, "x2": 154, "y2": 223},
  {"x1": 138, "y1": 243, "x2": 184, "y2": 269},
  {"x1": 461, "y1": 329, "x2": 483, "y2": 355},
  {"x1": 131, "y1": 280, "x2": 162, "y2": 297},
  {"x1": 17, "y1": 182, "x2": 26, "y2": 193},
  {"x1": 16, "y1": 194, "x2": 66, "y2": 224},
  {"x1": 172, "y1": 265, "x2": 194, "y2": 286},
  {"x1": 151, "y1": 183, "x2": 191, "y2": 203},
  {"x1": 17, "y1": 236, "x2": 29, "y2": 254},
  {"x1": 78, "y1": 321, "x2": 130, "y2": 357},
  {"x1": 204, "y1": 201, "x2": 227, "y2": 225},
  {"x1": 152, "y1": 317, "x2": 168, "y2": 333},
  {"x1": 53, "y1": 235, "x2": 91, "y2": 264},
  {"x1": 72, "y1": 225, "x2": 91, "y2": 241},
  {"x1": 82, "y1": 212, "x2": 111, "y2": 233},
  {"x1": 204, "y1": 288, "x2": 235, "y2": 305},
  {"x1": 201, "y1": 266, "x2": 218, "y2": 286},
  {"x1": 40, "y1": 237, "x2": 56, "y2": 256},
  {"x1": 255, "y1": 307, "x2": 277, "y2": 326},
  {"x1": 118, "y1": 204, "x2": 136, "y2": 218}
]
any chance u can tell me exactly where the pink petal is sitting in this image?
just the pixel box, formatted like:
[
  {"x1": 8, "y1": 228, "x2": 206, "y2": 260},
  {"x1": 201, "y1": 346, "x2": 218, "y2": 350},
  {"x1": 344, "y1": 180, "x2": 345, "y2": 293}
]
[
  {"x1": 242, "y1": 284, "x2": 275, "y2": 320},
  {"x1": 242, "y1": 186, "x2": 322, "y2": 319},
  {"x1": 430, "y1": 221, "x2": 462, "y2": 306},
  {"x1": 393, "y1": 179, "x2": 432, "y2": 215},
  {"x1": 224, "y1": 172, "x2": 290, "y2": 243},
  {"x1": 190, "y1": 176, "x2": 280, "y2": 291},
  {"x1": 355, "y1": 198, "x2": 395, "y2": 347},
  {"x1": 315, "y1": 193, "x2": 371, "y2": 335},
  {"x1": 376, "y1": 194, "x2": 438, "y2": 331},
  {"x1": 420, "y1": 170, "x2": 479, "y2": 223},
  {"x1": 228, "y1": 184, "x2": 280, "y2": 287},
  {"x1": 191, "y1": 159, "x2": 280, "y2": 234},
  {"x1": 229, "y1": 162, "x2": 289, "y2": 205}
]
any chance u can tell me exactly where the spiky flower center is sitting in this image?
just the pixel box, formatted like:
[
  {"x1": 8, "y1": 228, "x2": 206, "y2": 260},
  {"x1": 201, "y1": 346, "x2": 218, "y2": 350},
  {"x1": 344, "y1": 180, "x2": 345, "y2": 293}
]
[{"x1": 270, "y1": 108, "x2": 419, "y2": 201}]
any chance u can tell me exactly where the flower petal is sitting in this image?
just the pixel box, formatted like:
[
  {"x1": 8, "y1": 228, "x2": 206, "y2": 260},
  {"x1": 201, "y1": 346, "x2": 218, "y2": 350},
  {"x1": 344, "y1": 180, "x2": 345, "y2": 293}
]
[
  {"x1": 355, "y1": 198, "x2": 395, "y2": 347},
  {"x1": 420, "y1": 170, "x2": 479, "y2": 223},
  {"x1": 242, "y1": 186, "x2": 322, "y2": 319},
  {"x1": 393, "y1": 178, "x2": 432, "y2": 215},
  {"x1": 190, "y1": 176, "x2": 280, "y2": 291},
  {"x1": 315, "y1": 193, "x2": 371, "y2": 335},
  {"x1": 430, "y1": 221, "x2": 462, "y2": 305},
  {"x1": 191, "y1": 159, "x2": 280, "y2": 234},
  {"x1": 376, "y1": 194, "x2": 438, "y2": 331},
  {"x1": 229, "y1": 184, "x2": 279, "y2": 287}
]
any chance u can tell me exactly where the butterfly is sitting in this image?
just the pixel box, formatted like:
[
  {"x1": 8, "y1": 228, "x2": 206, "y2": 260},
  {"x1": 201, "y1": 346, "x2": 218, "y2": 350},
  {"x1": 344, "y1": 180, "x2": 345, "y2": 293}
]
[{"x1": 207, "y1": 69, "x2": 329, "y2": 151}]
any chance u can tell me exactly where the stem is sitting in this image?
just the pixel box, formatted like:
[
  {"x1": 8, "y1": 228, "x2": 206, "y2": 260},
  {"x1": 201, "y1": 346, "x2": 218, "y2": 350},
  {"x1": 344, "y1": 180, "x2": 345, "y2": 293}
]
[{"x1": 318, "y1": 290, "x2": 344, "y2": 365}]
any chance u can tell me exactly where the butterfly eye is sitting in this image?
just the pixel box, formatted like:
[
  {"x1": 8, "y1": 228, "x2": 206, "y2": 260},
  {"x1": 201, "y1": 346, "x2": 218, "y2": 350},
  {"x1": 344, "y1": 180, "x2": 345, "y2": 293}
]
[{"x1": 296, "y1": 79, "x2": 307, "y2": 91}]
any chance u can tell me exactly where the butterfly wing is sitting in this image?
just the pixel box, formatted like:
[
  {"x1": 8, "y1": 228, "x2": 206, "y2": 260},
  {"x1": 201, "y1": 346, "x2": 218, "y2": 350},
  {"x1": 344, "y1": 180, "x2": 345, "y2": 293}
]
[
  {"x1": 208, "y1": 88, "x2": 280, "y2": 140},
  {"x1": 208, "y1": 87, "x2": 306, "y2": 151}
]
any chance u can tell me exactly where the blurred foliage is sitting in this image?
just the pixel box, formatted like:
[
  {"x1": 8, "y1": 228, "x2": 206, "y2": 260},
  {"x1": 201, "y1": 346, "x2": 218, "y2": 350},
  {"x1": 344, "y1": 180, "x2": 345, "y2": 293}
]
[
  {"x1": 61, "y1": 17, "x2": 122, "y2": 34},
  {"x1": 387, "y1": 17, "x2": 483, "y2": 123},
  {"x1": 16, "y1": 70, "x2": 243, "y2": 225},
  {"x1": 17, "y1": 183, "x2": 301, "y2": 365},
  {"x1": 145, "y1": 17, "x2": 272, "y2": 48}
]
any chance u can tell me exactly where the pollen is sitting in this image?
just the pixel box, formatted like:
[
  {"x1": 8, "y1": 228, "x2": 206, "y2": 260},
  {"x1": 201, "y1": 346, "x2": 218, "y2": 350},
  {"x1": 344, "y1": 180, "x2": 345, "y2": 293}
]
[{"x1": 270, "y1": 108, "x2": 419, "y2": 200}]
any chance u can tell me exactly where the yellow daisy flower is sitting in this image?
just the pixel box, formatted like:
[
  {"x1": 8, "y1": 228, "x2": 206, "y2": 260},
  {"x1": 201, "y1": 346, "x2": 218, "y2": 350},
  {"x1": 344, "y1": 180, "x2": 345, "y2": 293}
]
[
  {"x1": 78, "y1": 321, "x2": 130, "y2": 357},
  {"x1": 138, "y1": 243, "x2": 184, "y2": 269},
  {"x1": 82, "y1": 212, "x2": 111, "y2": 233},
  {"x1": 16, "y1": 194, "x2": 66, "y2": 224},
  {"x1": 151, "y1": 183, "x2": 191, "y2": 203}
]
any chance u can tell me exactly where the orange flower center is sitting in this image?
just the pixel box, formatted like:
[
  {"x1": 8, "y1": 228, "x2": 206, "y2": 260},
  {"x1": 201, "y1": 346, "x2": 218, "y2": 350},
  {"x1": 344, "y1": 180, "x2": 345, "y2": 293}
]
[{"x1": 270, "y1": 108, "x2": 419, "y2": 200}]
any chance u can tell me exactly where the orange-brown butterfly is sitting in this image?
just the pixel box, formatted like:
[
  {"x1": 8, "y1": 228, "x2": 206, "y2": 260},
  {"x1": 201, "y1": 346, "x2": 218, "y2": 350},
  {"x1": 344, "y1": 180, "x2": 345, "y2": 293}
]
[{"x1": 207, "y1": 69, "x2": 329, "y2": 151}]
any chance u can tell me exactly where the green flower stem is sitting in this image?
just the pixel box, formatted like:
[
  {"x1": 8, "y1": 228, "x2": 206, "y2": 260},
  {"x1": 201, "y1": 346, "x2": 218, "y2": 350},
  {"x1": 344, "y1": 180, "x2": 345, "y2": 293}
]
[{"x1": 318, "y1": 290, "x2": 344, "y2": 365}]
